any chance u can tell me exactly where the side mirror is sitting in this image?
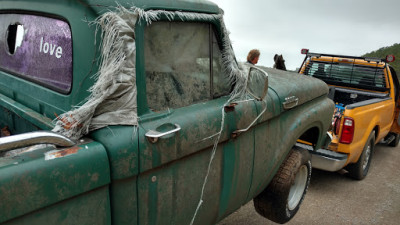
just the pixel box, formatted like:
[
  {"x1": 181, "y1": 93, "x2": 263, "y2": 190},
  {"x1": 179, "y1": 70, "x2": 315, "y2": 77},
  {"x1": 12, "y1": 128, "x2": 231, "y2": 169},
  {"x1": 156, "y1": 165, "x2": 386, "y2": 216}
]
[{"x1": 247, "y1": 66, "x2": 269, "y2": 101}]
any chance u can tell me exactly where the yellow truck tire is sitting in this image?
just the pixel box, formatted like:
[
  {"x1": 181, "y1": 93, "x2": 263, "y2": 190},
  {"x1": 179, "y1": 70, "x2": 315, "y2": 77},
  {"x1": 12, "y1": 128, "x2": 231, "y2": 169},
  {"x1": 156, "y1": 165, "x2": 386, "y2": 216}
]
[
  {"x1": 388, "y1": 133, "x2": 400, "y2": 147},
  {"x1": 346, "y1": 131, "x2": 375, "y2": 180},
  {"x1": 253, "y1": 147, "x2": 311, "y2": 224}
]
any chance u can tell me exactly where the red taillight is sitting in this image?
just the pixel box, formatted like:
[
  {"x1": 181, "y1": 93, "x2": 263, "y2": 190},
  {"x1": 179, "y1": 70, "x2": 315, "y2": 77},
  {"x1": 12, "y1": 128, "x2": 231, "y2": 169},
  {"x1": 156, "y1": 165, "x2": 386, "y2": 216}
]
[
  {"x1": 340, "y1": 117, "x2": 355, "y2": 144},
  {"x1": 386, "y1": 55, "x2": 395, "y2": 62},
  {"x1": 301, "y1": 48, "x2": 309, "y2": 54}
]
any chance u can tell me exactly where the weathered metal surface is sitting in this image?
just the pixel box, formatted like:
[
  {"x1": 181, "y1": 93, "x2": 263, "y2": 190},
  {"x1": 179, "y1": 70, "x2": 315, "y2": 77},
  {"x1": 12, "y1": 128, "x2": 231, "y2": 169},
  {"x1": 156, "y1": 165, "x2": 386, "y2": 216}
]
[
  {"x1": 44, "y1": 146, "x2": 81, "y2": 160},
  {"x1": 90, "y1": 126, "x2": 139, "y2": 180},
  {"x1": 3, "y1": 186, "x2": 111, "y2": 225},
  {"x1": 0, "y1": 141, "x2": 110, "y2": 223},
  {"x1": 260, "y1": 67, "x2": 329, "y2": 113},
  {"x1": 137, "y1": 146, "x2": 224, "y2": 225},
  {"x1": 0, "y1": 93, "x2": 54, "y2": 131},
  {"x1": 249, "y1": 96, "x2": 334, "y2": 199},
  {"x1": 137, "y1": 95, "x2": 258, "y2": 224},
  {"x1": 109, "y1": 177, "x2": 138, "y2": 225},
  {"x1": 217, "y1": 130, "x2": 255, "y2": 221}
]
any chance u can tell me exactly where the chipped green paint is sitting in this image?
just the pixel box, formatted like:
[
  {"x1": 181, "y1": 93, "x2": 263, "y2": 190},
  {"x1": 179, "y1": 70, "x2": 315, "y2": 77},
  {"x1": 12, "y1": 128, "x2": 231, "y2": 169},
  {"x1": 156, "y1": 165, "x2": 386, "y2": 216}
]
[
  {"x1": 90, "y1": 126, "x2": 139, "y2": 180},
  {"x1": 249, "y1": 96, "x2": 334, "y2": 199},
  {"x1": 0, "y1": 142, "x2": 110, "y2": 223},
  {"x1": 0, "y1": 93, "x2": 53, "y2": 131},
  {"x1": 3, "y1": 186, "x2": 111, "y2": 225}
]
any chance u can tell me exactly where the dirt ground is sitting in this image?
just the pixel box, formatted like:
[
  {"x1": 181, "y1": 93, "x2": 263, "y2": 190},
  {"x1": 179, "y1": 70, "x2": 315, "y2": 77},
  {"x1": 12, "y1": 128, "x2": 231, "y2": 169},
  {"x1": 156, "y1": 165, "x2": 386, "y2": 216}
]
[{"x1": 218, "y1": 142, "x2": 400, "y2": 225}]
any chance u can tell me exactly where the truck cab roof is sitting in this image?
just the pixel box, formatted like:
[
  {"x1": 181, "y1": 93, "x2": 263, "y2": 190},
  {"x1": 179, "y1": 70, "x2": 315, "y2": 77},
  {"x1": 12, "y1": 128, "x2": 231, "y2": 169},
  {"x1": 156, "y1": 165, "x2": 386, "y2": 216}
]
[
  {"x1": 83, "y1": 0, "x2": 220, "y2": 15},
  {"x1": 310, "y1": 56, "x2": 386, "y2": 68},
  {"x1": 23, "y1": 0, "x2": 221, "y2": 15}
]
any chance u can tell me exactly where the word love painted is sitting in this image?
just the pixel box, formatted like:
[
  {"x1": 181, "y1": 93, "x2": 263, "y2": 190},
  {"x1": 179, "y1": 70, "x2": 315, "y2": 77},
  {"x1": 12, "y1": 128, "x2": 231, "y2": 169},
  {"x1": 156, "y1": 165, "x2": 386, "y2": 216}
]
[{"x1": 39, "y1": 37, "x2": 63, "y2": 59}]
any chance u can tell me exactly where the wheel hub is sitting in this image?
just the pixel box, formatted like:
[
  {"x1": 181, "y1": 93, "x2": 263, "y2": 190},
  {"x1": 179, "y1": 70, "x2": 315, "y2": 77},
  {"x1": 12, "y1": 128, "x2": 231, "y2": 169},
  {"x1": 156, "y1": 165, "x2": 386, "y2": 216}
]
[
  {"x1": 288, "y1": 165, "x2": 308, "y2": 210},
  {"x1": 362, "y1": 144, "x2": 371, "y2": 170}
]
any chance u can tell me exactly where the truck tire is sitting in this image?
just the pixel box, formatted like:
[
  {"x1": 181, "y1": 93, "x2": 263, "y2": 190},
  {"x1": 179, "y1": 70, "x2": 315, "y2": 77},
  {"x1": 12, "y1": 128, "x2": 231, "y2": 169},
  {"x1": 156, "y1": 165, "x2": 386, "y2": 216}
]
[
  {"x1": 388, "y1": 133, "x2": 400, "y2": 147},
  {"x1": 346, "y1": 131, "x2": 375, "y2": 180},
  {"x1": 253, "y1": 147, "x2": 311, "y2": 224}
]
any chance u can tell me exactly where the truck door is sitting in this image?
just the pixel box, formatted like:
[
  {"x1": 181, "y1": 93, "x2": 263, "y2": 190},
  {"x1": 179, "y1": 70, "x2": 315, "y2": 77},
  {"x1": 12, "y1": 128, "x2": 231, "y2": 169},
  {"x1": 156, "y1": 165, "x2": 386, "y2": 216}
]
[
  {"x1": 389, "y1": 66, "x2": 400, "y2": 133},
  {"x1": 136, "y1": 21, "x2": 259, "y2": 225}
]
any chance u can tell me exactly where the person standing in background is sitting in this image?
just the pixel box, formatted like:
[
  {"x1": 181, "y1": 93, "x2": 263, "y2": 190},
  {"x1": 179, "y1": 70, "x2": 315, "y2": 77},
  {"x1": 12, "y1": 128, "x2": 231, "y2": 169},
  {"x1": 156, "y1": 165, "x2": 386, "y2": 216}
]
[{"x1": 247, "y1": 49, "x2": 260, "y2": 65}]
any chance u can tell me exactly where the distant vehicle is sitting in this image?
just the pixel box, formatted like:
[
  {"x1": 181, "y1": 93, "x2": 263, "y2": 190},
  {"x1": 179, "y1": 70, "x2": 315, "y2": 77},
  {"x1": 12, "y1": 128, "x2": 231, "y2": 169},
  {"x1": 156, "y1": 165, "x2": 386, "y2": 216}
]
[{"x1": 299, "y1": 49, "x2": 400, "y2": 180}]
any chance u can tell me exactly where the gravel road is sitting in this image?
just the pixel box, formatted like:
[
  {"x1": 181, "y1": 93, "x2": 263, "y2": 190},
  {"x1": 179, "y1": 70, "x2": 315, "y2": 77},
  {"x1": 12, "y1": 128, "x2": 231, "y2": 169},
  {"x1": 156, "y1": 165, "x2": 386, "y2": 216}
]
[{"x1": 218, "y1": 142, "x2": 400, "y2": 225}]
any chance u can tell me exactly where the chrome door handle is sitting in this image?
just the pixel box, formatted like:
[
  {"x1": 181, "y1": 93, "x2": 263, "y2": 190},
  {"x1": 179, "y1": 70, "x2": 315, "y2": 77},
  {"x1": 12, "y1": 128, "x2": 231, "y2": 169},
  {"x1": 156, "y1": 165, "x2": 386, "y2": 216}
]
[
  {"x1": 283, "y1": 96, "x2": 299, "y2": 109},
  {"x1": 145, "y1": 124, "x2": 181, "y2": 143}
]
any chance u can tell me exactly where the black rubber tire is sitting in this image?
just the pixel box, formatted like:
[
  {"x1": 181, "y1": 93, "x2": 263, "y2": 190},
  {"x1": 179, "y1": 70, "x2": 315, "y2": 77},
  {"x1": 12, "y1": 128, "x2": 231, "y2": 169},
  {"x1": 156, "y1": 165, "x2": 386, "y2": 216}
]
[
  {"x1": 346, "y1": 131, "x2": 375, "y2": 180},
  {"x1": 253, "y1": 147, "x2": 311, "y2": 224},
  {"x1": 388, "y1": 133, "x2": 400, "y2": 147}
]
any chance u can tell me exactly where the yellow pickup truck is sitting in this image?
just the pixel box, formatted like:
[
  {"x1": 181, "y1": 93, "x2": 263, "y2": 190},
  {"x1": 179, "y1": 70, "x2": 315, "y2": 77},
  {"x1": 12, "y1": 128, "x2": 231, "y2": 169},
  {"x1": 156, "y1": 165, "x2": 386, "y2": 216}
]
[{"x1": 298, "y1": 49, "x2": 400, "y2": 180}]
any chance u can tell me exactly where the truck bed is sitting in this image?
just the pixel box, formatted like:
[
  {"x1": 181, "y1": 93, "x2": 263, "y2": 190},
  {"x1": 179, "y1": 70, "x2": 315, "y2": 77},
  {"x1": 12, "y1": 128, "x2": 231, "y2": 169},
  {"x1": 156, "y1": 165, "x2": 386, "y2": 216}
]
[{"x1": 329, "y1": 86, "x2": 390, "y2": 109}]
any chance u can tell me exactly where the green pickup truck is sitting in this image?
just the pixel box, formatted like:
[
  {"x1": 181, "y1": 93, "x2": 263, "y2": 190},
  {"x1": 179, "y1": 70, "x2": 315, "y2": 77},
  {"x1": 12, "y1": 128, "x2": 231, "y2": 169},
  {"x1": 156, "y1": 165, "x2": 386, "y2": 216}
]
[{"x1": 0, "y1": 0, "x2": 334, "y2": 224}]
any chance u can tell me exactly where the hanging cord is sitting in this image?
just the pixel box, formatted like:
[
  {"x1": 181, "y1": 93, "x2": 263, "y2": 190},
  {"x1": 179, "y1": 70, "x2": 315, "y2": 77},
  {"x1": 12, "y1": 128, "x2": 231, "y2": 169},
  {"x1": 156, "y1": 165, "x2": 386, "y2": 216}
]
[
  {"x1": 189, "y1": 104, "x2": 226, "y2": 225},
  {"x1": 190, "y1": 98, "x2": 267, "y2": 225}
]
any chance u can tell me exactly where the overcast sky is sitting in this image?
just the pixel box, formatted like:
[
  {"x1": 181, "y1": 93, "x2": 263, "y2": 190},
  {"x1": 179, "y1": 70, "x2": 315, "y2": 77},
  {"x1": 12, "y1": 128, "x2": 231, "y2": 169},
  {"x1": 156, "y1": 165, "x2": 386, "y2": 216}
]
[{"x1": 209, "y1": 0, "x2": 400, "y2": 70}]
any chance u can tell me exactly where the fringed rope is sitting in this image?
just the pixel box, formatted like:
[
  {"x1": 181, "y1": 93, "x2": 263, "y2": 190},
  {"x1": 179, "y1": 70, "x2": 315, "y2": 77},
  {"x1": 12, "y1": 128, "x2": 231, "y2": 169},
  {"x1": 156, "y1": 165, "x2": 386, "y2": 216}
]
[{"x1": 52, "y1": 7, "x2": 139, "y2": 140}]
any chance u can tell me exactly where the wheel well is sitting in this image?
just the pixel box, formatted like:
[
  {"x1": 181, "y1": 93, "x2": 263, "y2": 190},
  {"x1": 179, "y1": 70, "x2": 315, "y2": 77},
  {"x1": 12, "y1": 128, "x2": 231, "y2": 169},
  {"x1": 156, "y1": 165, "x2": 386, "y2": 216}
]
[
  {"x1": 298, "y1": 127, "x2": 319, "y2": 146},
  {"x1": 373, "y1": 125, "x2": 379, "y2": 140}
]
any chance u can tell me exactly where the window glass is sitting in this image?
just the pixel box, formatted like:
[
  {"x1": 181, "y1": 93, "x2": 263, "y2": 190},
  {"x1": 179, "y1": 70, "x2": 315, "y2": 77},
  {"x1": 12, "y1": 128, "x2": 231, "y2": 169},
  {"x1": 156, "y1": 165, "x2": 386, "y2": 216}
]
[
  {"x1": 212, "y1": 33, "x2": 230, "y2": 97},
  {"x1": 305, "y1": 61, "x2": 386, "y2": 90},
  {"x1": 0, "y1": 14, "x2": 72, "y2": 93},
  {"x1": 145, "y1": 21, "x2": 211, "y2": 111},
  {"x1": 145, "y1": 21, "x2": 232, "y2": 112}
]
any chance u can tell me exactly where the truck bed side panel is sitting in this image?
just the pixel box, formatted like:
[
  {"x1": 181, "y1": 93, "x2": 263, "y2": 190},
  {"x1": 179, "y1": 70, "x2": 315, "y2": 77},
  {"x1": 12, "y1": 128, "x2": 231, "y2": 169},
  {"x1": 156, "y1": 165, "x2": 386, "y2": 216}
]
[
  {"x1": 3, "y1": 186, "x2": 110, "y2": 225},
  {"x1": 337, "y1": 98, "x2": 394, "y2": 163},
  {"x1": 0, "y1": 142, "x2": 111, "y2": 224}
]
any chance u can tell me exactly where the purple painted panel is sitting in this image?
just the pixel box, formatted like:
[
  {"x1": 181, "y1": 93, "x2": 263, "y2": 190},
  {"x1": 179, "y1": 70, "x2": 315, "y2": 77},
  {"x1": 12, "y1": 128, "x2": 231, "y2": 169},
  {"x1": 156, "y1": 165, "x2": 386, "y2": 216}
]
[{"x1": 0, "y1": 14, "x2": 72, "y2": 93}]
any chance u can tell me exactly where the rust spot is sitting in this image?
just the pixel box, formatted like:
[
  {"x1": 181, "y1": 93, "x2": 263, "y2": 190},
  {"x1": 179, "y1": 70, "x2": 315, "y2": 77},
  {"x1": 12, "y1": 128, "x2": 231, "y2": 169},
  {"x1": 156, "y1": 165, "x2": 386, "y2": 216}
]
[
  {"x1": 224, "y1": 103, "x2": 238, "y2": 112},
  {"x1": 147, "y1": 136, "x2": 158, "y2": 144},
  {"x1": 45, "y1": 146, "x2": 81, "y2": 160},
  {"x1": 231, "y1": 130, "x2": 240, "y2": 139},
  {"x1": 54, "y1": 113, "x2": 83, "y2": 130},
  {"x1": 91, "y1": 173, "x2": 99, "y2": 182},
  {"x1": 1, "y1": 126, "x2": 11, "y2": 137}
]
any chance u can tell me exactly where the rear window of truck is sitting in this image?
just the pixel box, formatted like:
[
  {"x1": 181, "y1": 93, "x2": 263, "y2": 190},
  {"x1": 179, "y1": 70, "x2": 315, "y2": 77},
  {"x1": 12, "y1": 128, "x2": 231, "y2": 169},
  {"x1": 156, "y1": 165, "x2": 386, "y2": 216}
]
[
  {"x1": 0, "y1": 14, "x2": 72, "y2": 93},
  {"x1": 304, "y1": 61, "x2": 387, "y2": 92}
]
